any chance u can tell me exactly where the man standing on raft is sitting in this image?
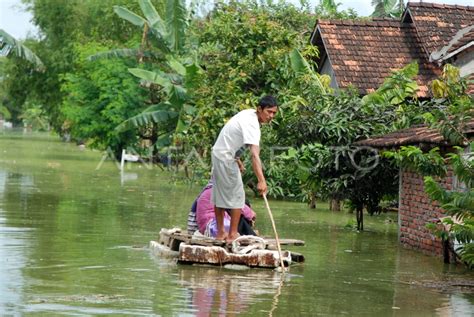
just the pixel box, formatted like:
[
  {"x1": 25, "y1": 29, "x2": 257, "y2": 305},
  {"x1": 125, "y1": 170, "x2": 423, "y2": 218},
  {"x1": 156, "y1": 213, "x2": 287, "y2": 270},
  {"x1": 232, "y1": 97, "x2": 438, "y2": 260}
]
[{"x1": 211, "y1": 95, "x2": 278, "y2": 242}]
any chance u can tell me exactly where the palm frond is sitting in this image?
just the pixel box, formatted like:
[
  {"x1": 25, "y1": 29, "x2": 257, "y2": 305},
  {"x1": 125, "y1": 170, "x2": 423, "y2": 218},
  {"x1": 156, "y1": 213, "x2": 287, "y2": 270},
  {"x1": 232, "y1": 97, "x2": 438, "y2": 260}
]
[
  {"x1": 139, "y1": 0, "x2": 166, "y2": 32},
  {"x1": 371, "y1": 0, "x2": 401, "y2": 18},
  {"x1": 87, "y1": 48, "x2": 139, "y2": 61},
  {"x1": 290, "y1": 49, "x2": 326, "y2": 92},
  {"x1": 166, "y1": 55, "x2": 186, "y2": 76},
  {"x1": 128, "y1": 68, "x2": 171, "y2": 87},
  {"x1": 165, "y1": 0, "x2": 188, "y2": 53},
  {"x1": 0, "y1": 105, "x2": 11, "y2": 120},
  {"x1": 87, "y1": 48, "x2": 163, "y2": 61},
  {"x1": 116, "y1": 103, "x2": 178, "y2": 131},
  {"x1": 0, "y1": 29, "x2": 44, "y2": 70},
  {"x1": 113, "y1": 6, "x2": 146, "y2": 27}
]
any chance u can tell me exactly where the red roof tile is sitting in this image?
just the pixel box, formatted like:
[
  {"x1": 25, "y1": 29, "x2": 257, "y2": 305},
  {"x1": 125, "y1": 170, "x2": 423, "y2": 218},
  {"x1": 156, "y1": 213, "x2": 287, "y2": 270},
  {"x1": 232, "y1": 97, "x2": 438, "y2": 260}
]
[
  {"x1": 355, "y1": 118, "x2": 474, "y2": 148},
  {"x1": 314, "y1": 20, "x2": 440, "y2": 97},
  {"x1": 430, "y1": 25, "x2": 474, "y2": 62},
  {"x1": 405, "y1": 2, "x2": 474, "y2": 58},
  {"x1": 310, "y1": 2, "x2": 474, "y2": 98}
]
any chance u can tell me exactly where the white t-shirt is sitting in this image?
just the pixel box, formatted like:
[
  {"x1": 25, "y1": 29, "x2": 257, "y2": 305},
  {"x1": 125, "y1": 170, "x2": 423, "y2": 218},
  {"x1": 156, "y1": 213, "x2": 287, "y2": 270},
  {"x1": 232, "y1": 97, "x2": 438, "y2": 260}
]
[{"x1": 212, "y1": 109, "x2": 260, "y2": 162}]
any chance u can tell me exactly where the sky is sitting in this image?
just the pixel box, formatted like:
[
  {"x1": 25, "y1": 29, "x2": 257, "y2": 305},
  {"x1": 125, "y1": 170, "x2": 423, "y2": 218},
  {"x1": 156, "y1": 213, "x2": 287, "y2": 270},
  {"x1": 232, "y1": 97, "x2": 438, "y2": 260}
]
[{"x1": 0, "y1": 0, "x2": 473, "y2": 39}]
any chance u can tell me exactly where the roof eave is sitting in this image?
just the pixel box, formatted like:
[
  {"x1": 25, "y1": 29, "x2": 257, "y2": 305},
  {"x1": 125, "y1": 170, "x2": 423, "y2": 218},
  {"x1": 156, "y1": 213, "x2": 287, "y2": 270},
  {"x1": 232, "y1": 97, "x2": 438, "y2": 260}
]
[
  {"x1": 309, "y1": 20, "x2": 321, "y2": 45},
  {"x1": 430, "y1": 25, "x2": 474, "y2": 62}
]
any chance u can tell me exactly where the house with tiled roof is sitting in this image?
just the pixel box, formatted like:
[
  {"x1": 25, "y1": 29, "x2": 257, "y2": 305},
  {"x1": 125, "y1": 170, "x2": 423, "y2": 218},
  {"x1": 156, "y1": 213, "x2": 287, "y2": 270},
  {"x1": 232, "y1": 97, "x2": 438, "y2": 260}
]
[
  {"x1": 355, "y1": 118, "x2": 474, "y2": 262},
  {"x1": 310, "y1": 2, "x2": 474, "y2": 262},
  {"x1": 309, "y1": 1, "x2": 474, "y2": 97},
  {"x1": 430, "y1": 25, "x2": 474, "y2": 78}
]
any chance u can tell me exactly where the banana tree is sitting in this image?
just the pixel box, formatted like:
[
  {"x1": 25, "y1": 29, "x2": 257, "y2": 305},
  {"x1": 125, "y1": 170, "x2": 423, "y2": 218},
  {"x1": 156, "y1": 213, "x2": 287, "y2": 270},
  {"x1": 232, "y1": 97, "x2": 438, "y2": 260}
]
[
  {"x1": 0, "y1": 29, "x2": 44, "y2": 71},
  {"x1": 113, "y1": 0, "x2": 187, "y2": 57},
  {"x1": 0, "y1": 105, "x2": 11, "y2": 120},
  {"x1": 111, "y1": 0, "x2": 200, "y2": 145},
  {"x1": 289, "y1": 48, "x2": 330, "y2": 94}
]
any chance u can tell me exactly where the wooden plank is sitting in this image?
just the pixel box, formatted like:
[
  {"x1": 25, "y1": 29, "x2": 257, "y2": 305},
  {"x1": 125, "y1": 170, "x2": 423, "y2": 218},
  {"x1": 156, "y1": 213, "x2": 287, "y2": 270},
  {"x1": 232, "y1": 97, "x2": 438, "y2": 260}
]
[
  {"x1": 189, "y1": 237, "x2": 226, "y2": 247},
  {"x1": 178, "y1": 243, "x2": 292, "y2": 268},
  {"x1": 264, "y1": 238, "x2": 305, "y2": 246},
  {"x1": 159, "y1": 229, "x2": 304, "y2": 252}
]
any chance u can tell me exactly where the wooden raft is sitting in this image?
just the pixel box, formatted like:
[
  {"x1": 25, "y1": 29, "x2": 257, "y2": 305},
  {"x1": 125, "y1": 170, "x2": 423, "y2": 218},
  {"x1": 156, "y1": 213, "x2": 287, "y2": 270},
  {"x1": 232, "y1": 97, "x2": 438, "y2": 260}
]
[{"x1": 149, "y1": 228, "x2": 305, "y2": 268}]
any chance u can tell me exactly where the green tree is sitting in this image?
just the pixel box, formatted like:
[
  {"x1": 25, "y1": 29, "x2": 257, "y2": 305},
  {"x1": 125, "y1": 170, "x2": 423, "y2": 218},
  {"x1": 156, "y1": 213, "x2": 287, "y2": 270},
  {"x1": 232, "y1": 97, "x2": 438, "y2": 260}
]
[
  {"x1": 315, "y1": 0, "x2": 358, "y2": 19},
  {"x1": 1, "y1": 0, "x2": 145, "y2": 130},
  {"x1": 277, "y1": 61, "x2": 427, "y2": 228},
  {"x1": 0, "y1": 39, "x2": 44, "y2": 124},
  {"x1": 182, "y1": 1, "x2": 315, "y2": 159},
  {"x1": 60, "y1": 42, "x2": 147, "y2": 154},
  {"x1": 19, "y1": 103, "x2": 49, "y2": 131},
  {"x1": 109, "y1": 0, "x2": 201, "y2": 151},
  {"x1": 371, "y1": 0, "x2": 404, "y2": 18}
]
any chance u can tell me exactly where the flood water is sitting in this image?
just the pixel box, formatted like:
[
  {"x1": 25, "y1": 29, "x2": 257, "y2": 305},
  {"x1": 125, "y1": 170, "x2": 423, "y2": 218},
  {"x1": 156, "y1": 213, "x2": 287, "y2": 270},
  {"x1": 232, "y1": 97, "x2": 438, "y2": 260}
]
[{"x1": 0, "y1": 131, "x2": 473, "y2": 316}]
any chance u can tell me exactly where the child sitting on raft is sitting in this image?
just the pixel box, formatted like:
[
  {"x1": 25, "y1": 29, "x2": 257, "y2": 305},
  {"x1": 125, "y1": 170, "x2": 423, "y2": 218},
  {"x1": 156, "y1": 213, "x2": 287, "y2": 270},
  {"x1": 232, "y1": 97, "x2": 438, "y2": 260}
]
[{"x1": 187, "y1": 182, "x2": 257, "y2": 238}]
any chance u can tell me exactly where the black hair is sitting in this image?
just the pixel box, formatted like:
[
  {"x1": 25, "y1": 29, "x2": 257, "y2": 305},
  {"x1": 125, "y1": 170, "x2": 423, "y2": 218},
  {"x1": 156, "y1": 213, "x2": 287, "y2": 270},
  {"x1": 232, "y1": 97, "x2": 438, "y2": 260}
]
[{"x1": 258, "y1": 95, "x2": 278, "y2": 109}]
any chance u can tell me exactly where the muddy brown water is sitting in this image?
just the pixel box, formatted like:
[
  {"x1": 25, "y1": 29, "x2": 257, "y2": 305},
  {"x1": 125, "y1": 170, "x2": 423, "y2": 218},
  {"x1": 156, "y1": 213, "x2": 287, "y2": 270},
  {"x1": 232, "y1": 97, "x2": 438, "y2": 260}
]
[{"x1": 0, "y1": 131, "x2": 473, "y2": 316}]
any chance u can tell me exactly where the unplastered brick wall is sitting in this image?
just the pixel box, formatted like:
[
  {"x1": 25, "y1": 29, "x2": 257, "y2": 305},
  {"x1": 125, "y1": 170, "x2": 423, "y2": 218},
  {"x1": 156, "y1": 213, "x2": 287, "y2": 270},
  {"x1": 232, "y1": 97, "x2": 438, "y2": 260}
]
[{"x1": 399, "y1": 168, "x2": 453, "y2": 257}]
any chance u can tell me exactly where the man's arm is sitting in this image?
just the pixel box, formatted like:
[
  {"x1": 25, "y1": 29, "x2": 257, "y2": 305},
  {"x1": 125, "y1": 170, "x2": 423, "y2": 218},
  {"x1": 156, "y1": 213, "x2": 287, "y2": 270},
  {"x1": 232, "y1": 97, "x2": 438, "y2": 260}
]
[
  {"x1": 236, "y1": 158, "x2": 245, "y2": 172},
  {"x1": 249, "y1": 144, "x2": 267, "y2": 195}
]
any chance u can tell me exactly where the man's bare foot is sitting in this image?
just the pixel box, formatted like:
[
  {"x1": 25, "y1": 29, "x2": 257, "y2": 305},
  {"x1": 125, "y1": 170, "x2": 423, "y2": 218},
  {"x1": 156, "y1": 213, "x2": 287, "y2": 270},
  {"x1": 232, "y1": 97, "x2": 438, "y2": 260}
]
[
  {"x1": 215, "y1": 232, "x2": 228, "y2": 241},
  {"x1": 225, "y1": 232, "x2": 241, "y2": 243}
]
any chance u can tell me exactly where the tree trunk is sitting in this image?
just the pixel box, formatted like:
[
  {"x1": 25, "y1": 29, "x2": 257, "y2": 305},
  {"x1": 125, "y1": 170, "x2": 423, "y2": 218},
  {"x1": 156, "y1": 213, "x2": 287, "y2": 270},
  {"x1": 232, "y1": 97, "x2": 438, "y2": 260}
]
[
  {"x1": 309, "y1": 192, "x2": 317, "y2": 209},
  {"x1": 356, "y1": 207, "x2": 364, "y2": 231},
  {"x1": 150, "y1": 123, "x2": 158, "y2": 162},
  {"x1": 442, "y1": 237, "x2": 451, "y2": 264},
  {"x1": 329, "y1": 198, "x2": 341, "y2": 212}
]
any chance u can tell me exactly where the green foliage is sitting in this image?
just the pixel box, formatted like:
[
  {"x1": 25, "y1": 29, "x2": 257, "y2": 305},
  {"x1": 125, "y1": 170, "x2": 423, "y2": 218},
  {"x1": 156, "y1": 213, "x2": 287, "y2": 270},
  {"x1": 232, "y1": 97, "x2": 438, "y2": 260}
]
[
  {"x1": 60, "y1": 42, "x2": 146, "y2": 155},
  {"x1": 363, "y1": 62, "x2": 418, "y2": 106},
  {"x1": 2, "y1": 0, "x2": 147, "y2": 130},
  {"x1": 110, "y1": 0, "x2": 200, "y2": 148},
  {"x1": 423, "y1": 144, "x2": 474, "y2": 268},
  {"x1": 0, "y1": 105, "x2": 11, "y2": 120},
  {"x1": 19, "y1": 103, "x2": 49, "y2": 131},
  {"x1": 116, "y1": 102, "x2": 177, "y2": 131},
  {"x1": 426, "y1": 64, "x2": 473, "y2": 145},
  {"x1": 165, "y1": 0, "x2": 188, "y2": 53},
  {"x1": 0, "y1": 29, "x2": 44, "y2": 70},
  {"x1": 0, "y1": 37, "x2": 47, "y2": 124},
  {"x1": 258, "y1": 147, "x2": 305, "y2": 200},
  {"x1": 181, "y1": 1, "x2": 315, "y2": 160},
  {"x1": 371, "y1": 0, "x2": 404, "y2": 18},
  {"x1": 290, "y1": 48, "x2": 329, "y2": 93},
  {"x1": 113, "y1": 0, "x2": 188, "y2": 55},
  {"x1": 314, "y1": 0, "x2": 358, "y2": 19},
  {"x1": 431, "y1": 64, "x2": 466, "y2": 99},
  {"x1": 383, "y1": 146, "x2": 447, "y2": 176},
  {"x1": 361, "y1": 62, "x2": 429, "y2": 130},
  {"x1": 383, "y1": 65, "x2": 473, "y2": 267},
  {"x1": 275, "y1": 57, "x2": 426, "y2": 226}
]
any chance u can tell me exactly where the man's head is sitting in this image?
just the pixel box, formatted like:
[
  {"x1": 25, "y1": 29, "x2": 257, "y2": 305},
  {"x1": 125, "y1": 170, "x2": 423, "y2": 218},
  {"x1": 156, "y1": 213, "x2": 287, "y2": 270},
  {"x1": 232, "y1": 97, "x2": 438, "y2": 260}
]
[{"x1": 256, "y1": 95, "x2": 278, "y2": 124}]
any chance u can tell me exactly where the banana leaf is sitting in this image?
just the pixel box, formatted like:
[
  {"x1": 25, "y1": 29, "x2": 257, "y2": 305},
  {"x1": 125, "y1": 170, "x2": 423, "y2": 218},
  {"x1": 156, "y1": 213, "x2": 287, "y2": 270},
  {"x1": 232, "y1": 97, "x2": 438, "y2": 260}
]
[
  {"x1": 113, "y1": 6, "x2": 146, "y2": 27},
  {"x1": 0, "y1": 29, "x2": 44, "y2": 70},
  {"x1": 116, "y1": 103, "x2": 178, "y2": 131},
  {"x1": 165, "y1": 0, "x2": 187, "y2": 53}
]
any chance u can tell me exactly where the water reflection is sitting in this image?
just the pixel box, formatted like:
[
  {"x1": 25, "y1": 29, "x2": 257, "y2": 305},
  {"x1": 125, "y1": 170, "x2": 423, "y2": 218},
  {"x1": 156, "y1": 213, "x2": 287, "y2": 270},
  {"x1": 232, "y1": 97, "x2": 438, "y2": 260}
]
[
  {"x1": 120, "y1": 171, "x2": 138, "y2": 186},
  {"x1": 0, "y1": 170, "x2": 33, "y2": 314},
  {"x1": 177, "y1": 266, "x2": 286, "y2": 316}
]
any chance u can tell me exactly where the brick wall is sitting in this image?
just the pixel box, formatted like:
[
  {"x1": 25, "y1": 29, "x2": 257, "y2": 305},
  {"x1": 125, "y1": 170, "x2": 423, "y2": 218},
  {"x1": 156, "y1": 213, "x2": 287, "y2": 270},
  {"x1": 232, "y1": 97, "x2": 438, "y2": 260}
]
[{"x1": 399, "y1": 169, "x2": 453, "y2": 257}]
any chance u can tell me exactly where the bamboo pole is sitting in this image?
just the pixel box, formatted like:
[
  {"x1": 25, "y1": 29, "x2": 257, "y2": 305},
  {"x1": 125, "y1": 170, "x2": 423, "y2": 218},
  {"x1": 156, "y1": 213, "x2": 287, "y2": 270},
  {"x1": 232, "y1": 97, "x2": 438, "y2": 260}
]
[{"x1": 263, "y1": 194, "x2": 286, "y2": 272}]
